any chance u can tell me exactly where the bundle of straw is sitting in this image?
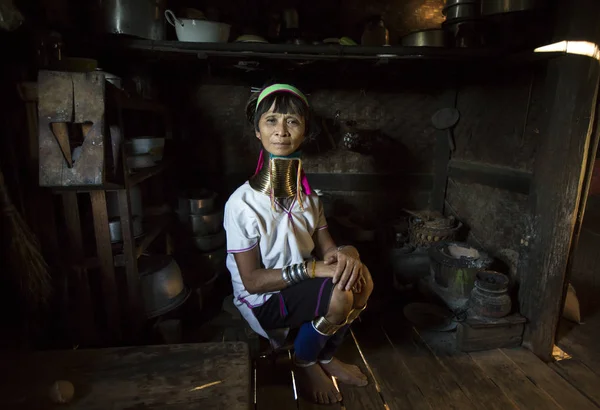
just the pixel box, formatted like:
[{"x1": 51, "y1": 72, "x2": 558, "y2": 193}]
[{"x1": 0, "y1": 169, "x2": 52, "y2": 307}]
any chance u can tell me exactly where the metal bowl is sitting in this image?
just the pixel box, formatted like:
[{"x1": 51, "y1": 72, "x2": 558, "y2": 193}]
[
  {"x1": 402, "y1": 29, "x2": 447, "y2": 47},
  {"x1": 178, "y1": 210, "x2": 223, "y2": 235},
  {"x1": 178, "y1": 189, "x2": 217, "y2": 215},
  {"x1": 481, "y1": 0, "x2": 537, "y2": 16},
  {"x1": 139, "y1": 255, "x2": 190, "y2": 318},
  {"x1": 108, "y1": 216, "x2": 144, "y2": 243},
  {"x1": 127, "y1": 137, "x2": 165, "y2": 162},
  {"x1": 193, "y1": 230, "x2": 226, "y2": 252},
  {"x1": 443, "y1": 3, "x2": 479, "y2": 20},
  {"x1": 127, "y1": 154, "x2": 156, "y2": 170}
]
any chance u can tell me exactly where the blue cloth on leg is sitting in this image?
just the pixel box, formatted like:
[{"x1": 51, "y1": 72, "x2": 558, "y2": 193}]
[
  {"x1": 318, "y1": 324, "x2": 350, "y2": 361},
  {"x1": 294, "y1": 321, "x2": 331, "y2": 363}
]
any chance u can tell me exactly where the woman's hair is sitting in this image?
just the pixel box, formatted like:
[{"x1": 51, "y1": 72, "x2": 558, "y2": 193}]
[{"x1": 245, "y1": 85, "x2": 320, "y2": 142}]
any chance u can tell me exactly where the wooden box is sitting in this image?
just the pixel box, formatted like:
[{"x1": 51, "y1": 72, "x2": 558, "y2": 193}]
[{"x1": 457, "y1": 314, "x2": 526, "y2": 352}]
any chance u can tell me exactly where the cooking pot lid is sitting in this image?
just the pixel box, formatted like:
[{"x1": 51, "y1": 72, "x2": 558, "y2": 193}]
[{"x1": 138, "y1": 255, "x2": 173, "y2": 276}]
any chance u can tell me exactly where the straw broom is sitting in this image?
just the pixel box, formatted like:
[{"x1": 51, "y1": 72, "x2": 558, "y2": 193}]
[{"x1": 0, "y1": 168, "x2": 52, "y2": 307}]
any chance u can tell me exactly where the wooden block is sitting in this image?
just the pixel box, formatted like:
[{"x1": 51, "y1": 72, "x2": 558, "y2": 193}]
[
  {"x1": 38, "y1": 70, "x2": 106, "y2": 187},
  {"x1": 457, "y1": 315, "x2": 524, "y2": 352}
]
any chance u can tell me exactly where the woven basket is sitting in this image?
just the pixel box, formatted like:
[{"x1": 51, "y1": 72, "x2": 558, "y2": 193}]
[{"x1": 409, "y1": 221, "x2": 462, "y2": 247}]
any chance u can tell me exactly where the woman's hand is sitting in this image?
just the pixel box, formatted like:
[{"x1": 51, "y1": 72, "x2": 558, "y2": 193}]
[{"x1": 323, "y1": 246, "x2": 363, "y2": 291}]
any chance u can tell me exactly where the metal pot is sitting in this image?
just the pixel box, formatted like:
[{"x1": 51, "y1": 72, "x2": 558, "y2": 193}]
[
  {"x1": 94, "y1": 0, "x2": 166, "y2": 40},
  {"x1": 193, "y1": 230, "x2": 226, "y2": 252},
  {"x1": 443, "y1": 3, "x2": 479, "y2": 21},
  {"x1": 401, "y1": 29, "x2": 447, "y2": 47},
  {"x1": 481, "y1": 0, "x2": 537, "y2": 16},
  {"x1": 178, "y1": 189, "x2": 217, "y2": 215},
  {"x1": 179, "y1": 210, "x2": 223, "y2": 235},
  {"x1": 139, "y1": 255, "x2": 190, "y2": 318},
  {"x1": 109, "y1": 216, "x2": 144, "y2": 243},
  {"x1": 107, "y1": 185, "x2": 143, "y2": 219}
]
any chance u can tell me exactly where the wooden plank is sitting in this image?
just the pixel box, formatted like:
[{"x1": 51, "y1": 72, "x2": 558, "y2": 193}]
[
  {"x1": 352, "y1": 319, "x2": 432, "y2": 410},
  {"x1": 0, "y1": 342, "x2": 251, "y2": 410},
  {"x1": 447, "y1": 160, "x2": 532, "y2": 194},
  {"x1": 334, "y1": 332, "x2": 385, "y2": 410},
  {"x1": 550, "y1": 358, "x2": 600, "y2": 407},
  {"x1": 417, "y1": 330, "x2": 517, "y2": 410},
  {"x1": 518, "y1": 0, "x2": 600, "y2": 360},
  {"x1": 383, "y1": 321, "x2": 477, "y2": 410},
  {"x1": 116, "y1": 189, "x2": 141, "y2": 319},
  {"x1": 556, "y1": 312, "x2": 600, "y2": 376},
  {"x1": 256, "y1": 350, "x2": 297, "y2": 410},
  {"x1": 469, "y1": 350, "x2": 562, "y2": 410},
  {"x1": 502, "y1": 348, "x2": 598, "y2": 410},
  {"x1": 90, "y1": 190, "x2": 120, "y2": 341},
  {"x1": 62, "y1": 192, "x2": 96, "y2": 344}
]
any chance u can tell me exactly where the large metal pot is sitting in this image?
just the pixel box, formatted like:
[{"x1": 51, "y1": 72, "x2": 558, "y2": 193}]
[
  {"x1": 443, "y1": 2, "x2": 479, "y2": 21},
  {"x1": 402, "y1": 29, "x2": 447, "y2": 47},
  {"x1": 94, "y1": 0, "x2": 166, "y2": 40},
  {"x1": 178, "y1": 210, "x2": 223, "y2": 235},
  {"x1": 178, "y1": 189, "x2": 217, "y2": 215},
  {"x1": 139, "y1": 255, "x2": 190, "y2": 318}
]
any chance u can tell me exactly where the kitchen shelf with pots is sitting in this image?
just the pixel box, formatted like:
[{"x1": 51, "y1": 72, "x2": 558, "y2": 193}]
[{"x1": 111, "y1": 38, "x2": 564, "y2": 64}]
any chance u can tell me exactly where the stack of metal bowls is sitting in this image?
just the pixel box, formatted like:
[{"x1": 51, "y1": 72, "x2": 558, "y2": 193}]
[
  {"x1": 176, "y1": 189, "x2": 227, "y2": 311},
  {"x1": 177, "y1": 189, "x2": 225, "y2": 251},
  {"x1": 106, "y1": 185, "x2": 145, "y2": 243}
]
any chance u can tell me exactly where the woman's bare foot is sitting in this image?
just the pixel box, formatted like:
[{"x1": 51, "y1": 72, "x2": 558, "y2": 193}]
[
  {"x1": 294, "y1": 361, "x2": 342, "y2": 404},
  {"x1": 320, "y1": 357, "x2": 368, "y2": 387}
]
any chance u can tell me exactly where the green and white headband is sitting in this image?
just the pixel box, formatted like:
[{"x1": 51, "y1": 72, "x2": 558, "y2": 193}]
[{"x1": 256, "y1": 84, "x2": 309, "y2": 109}]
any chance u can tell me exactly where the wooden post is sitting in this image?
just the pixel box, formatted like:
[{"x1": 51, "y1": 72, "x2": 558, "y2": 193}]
[
  {"x1": 519, "y1": 59, "x2": 599, "y2": 359},
  {"x1": 518, "y1": 0, "x2": 600, "y2": 361},
  {"x1": 117, "y1": 189, "x2": 142, "y2": 332},
  {"x1": 90, "y1": 190, "x2": 121, "y2": 341}
]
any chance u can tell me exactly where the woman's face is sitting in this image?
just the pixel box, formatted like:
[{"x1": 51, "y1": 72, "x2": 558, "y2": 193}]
[{"x1": 255, "y1": 102, "x2": 306, "y2": 156}]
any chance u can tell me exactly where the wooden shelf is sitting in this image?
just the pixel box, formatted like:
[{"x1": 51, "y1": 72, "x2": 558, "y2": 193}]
[
  {"x1": 128, "y1": 160, "x2": 171, "y2": 186},
  {"x1": 109, "y1": 38, "x2": 565, "y2": 64}
]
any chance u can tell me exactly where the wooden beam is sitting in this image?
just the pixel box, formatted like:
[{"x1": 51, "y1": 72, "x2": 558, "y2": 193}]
[
  {"x1": 116, "y1": 189, "x2": 141, "y2": 332},
  {"x1": 90, "y1": 190, "x2": 121, "y2": 341},
  {"x1": 518, "y1": 54, "x2": 599, "y2": 360},
  {"x1": 518, "y1": 0, "x2": 600, "y2": 361}
]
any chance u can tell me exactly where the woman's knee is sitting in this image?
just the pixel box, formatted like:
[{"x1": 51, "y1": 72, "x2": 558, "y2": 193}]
[{"x1": 325, "y1": 287, "x2": 354, "y2": 324}]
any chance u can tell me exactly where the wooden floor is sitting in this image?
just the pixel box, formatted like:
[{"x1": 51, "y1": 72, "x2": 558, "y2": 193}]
[{"x1": 253, "y1": 313, "x2": 600, "y2": 410}]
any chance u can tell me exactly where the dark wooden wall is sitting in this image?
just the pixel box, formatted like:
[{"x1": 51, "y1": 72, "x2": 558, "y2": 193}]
[{"x1": 445, "y1": 68, "x2": 540, "y2": 280}]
